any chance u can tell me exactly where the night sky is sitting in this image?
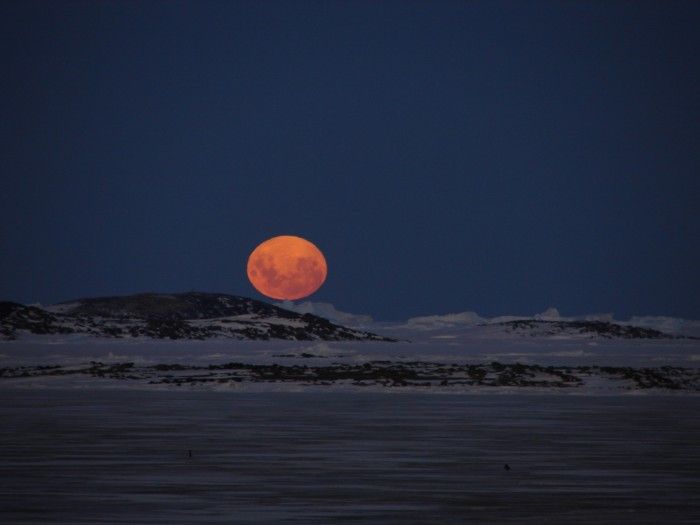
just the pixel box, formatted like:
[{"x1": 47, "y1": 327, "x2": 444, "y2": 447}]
[{"x1": 2, "y1": 1, "x2": 698, "y2": 320}]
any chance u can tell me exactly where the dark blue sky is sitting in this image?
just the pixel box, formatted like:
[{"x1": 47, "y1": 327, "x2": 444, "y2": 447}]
[{"x1": 2, "y1": 1, "x2": 699, "y2": 320}]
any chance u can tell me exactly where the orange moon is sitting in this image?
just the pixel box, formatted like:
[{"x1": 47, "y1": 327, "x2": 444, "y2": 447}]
[{"x1": 247, "y1": 235, "x2": 328, "y2": 300}]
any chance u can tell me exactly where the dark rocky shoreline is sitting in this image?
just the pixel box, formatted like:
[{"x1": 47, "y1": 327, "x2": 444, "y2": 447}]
[{"x1": 2, "y1": 360, "x2": 698, "y2": 391}]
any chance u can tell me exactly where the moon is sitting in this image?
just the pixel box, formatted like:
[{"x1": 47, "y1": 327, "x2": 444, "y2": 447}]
[{"x1": 247, "y1": 235, "x2": 328, "y2": 300}]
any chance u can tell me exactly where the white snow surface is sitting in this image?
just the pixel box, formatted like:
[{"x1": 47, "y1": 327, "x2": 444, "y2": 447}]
[
  {"x1": 275, "y1": 301, "x2": 700, "y2": 337},
  {"x1": 274, "y1": 300, "x2": 375, "y2": 328},
  {"x1": 1, "y1": 321, "x2": 699, "y2": 394},
  {"x1": 383, "y1": 306, "x2": 699, "y2": 337}
]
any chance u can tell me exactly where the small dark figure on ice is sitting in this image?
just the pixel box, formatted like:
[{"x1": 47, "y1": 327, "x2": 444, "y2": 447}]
[{"x1": 504, "y1": 464, "x2": 511, "y2": 471}]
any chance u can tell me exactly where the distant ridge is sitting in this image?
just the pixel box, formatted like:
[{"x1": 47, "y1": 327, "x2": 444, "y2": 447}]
[
  {"x1": 0, "y1": 292, "x2": 397, "y2": 342},
  {"x1": 396, "y1": 309, "x2": 697, "y2": 339},
  {"x1": 54, "y1": 292, "x2": 300, "y2": 320},
  {"x1": 488, "y1": 319, "x2": 676, "y2": 339}
]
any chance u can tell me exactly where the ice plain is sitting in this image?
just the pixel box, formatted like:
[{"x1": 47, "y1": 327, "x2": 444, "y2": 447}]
[{"x1": 1, "y1": 325, "x2": 699, "y2": 523}]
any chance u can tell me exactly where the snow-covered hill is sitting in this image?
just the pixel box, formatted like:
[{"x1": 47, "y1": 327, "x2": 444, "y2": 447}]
[
  {"x1": 4, "y1": 294, "x2": 697, "y2": 344},
  {"x1": 0, "y1": 292, "x2": 396, "y2": 342},
  {"x1": 277, "y1": 303, "x2": 700, "y2": 340}
]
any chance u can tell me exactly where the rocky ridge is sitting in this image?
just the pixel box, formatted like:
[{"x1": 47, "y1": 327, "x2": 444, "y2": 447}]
[
  {"x1": 490, "y1": 319, "x2": 677, "y2": 339},
  {"x1": 1, "y1": 360, "x2": 698, "y2": 391},
  {"x1": 0, "y1": 292, "x2": 396, "y2": 342}
]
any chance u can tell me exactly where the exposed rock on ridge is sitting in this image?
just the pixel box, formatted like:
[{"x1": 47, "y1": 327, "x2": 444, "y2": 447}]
[{"x1": 0, "y1": 292, "x2": 396, "y2": 342}]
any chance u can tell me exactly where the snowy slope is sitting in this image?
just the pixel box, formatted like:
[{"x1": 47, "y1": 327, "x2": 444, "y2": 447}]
[{"x1": 0, "y1": 292, "x2": 395, "y2": 342}]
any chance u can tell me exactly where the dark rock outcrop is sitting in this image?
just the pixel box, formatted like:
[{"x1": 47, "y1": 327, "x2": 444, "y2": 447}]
[
  {"x1": 490, "y1": 319, "x2": 678, "y2": 339},
  {"x1": 2, "y1": 360, "x2": 698, "y2": 391},
  {"x1": 0, "y1": 292, "x2": 396, "y2": 342}
]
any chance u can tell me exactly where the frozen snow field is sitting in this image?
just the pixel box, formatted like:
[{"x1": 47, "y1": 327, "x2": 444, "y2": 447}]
[
  {"x1": 1, "y1": 389, "x2": 699, "y2": 524},
  {"x1": 1, "y1": 330, "x2": 699, "y2": 522}
]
